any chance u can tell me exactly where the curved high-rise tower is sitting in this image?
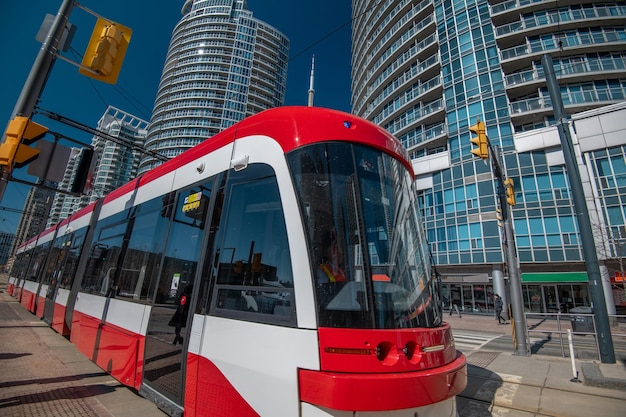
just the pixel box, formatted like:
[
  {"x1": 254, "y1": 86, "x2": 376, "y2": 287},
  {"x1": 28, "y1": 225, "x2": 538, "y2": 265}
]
[
  {"x1": 140, "y1": 0, "x2": 289, "y2": 173},
  {"x1": 351, "y1": 0, "x2": 626, "y2": 315}
]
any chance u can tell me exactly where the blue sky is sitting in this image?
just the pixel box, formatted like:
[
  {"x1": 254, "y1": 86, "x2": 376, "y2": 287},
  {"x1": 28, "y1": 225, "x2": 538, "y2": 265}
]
[{"x1": 0, "y1": 0, "x2": 352, "y2": 236}]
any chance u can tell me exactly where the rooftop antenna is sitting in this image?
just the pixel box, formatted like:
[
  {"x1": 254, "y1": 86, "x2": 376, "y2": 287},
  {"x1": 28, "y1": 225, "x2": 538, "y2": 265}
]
[{"x1": 307, "y1": 55, "x2": 315, "y2": 107}]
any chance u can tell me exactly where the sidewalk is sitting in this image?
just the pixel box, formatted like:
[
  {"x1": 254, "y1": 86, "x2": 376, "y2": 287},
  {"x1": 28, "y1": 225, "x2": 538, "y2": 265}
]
[
  {"x1": 0, "y1": 281, "x2": 165, "y2": 417},
  {"x1": 447, "y1": 313, "x2": 626, "y2": 417}
]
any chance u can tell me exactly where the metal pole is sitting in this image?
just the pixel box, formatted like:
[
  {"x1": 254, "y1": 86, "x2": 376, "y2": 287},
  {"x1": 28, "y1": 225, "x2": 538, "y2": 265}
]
[
  {"x1": 541, "y1": 53, "x2": 615, "y2": 364},
  {"x1": 0, "y1": 0, "x2": 75, "y2": 202},
  {"x1": 503, "y1": 214, "x2": 528, "y2": 355},
  {"x1": 492, "y1": 146, "x2": 529, "y2": 355}
]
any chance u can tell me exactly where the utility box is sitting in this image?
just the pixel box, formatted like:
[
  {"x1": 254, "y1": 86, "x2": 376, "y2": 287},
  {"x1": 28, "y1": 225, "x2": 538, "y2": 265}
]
[{"x1": 569, "y1": 306, "x2": 594, "y2": 334}]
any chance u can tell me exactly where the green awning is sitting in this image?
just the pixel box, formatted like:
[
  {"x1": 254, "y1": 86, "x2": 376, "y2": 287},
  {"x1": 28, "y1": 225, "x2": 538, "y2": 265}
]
[{"x1": 521, "y1": 272, "x2": 588, "y2": 283}]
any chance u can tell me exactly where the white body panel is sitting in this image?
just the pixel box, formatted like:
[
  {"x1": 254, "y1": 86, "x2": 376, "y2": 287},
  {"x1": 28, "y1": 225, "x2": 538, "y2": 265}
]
[
  {"x1": 105, "y1": 298, "x2": 151, "y2": 335},
  {"x1": 68, "y1": 211, "x2": 93, "y2": 231},
  {"x1": 194, "y1": 315, "x2": 320, "y2": 417},
  {"x1": 99, "y1": 189, "x2": 136, "y2": 220},
  {"x1": 74, "y1": 292, "x2": 107, "y2": 320},
  {"x1": 171, "y1": 143, "x2": 234, "y2": 191},
  {"x1": 38, "y1": 284, "x2": 48, "y2": 298},
  {"x1": 37, "y1": 232, "x2": 55, "y2": 245},
  {"x1": 134, "y1": 171, "x2": 176, "y2": 206},
  {"x1": 56, "y1": 288, "x2": 70, "y2": 307},
  {"x1": 23, "y1": 280, "x2": 39, "y2": 295}
]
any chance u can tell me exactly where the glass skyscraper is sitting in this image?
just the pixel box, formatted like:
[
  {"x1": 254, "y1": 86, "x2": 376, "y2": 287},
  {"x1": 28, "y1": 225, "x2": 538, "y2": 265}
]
[
  {"x1": 47, "y1": 106, "x2": 149, "y2": 227},
  {"x1": 351, "y1": 0, "x2": 626, "y2": 314},
  {"x1": 139, "y1": 0, "x2": 289, "y2": 173}
]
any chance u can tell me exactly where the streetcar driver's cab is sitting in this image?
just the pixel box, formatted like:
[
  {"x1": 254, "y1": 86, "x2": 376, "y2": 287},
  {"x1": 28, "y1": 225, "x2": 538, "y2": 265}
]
[{"x1": 288, "y1": 141, "x2": 443, "y2": 330}]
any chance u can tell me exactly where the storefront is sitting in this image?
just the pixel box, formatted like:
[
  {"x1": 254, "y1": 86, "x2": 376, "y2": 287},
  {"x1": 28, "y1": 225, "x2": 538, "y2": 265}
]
[
  {"x1": 441, "y1": 272, "x2": 592, "y2": 315},
  {"x1": 441, "y1": 282, "x2": 496, "y2": 315}
]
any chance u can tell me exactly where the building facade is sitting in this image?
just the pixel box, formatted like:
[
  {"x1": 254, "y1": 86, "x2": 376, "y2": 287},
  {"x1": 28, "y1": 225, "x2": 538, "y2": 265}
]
[
  {"x1": 139, "y1": 0, "x2": 289, "y2": 174},
  {"x1": 47, "y1": 106, "x2": 149, "y2": 227},
  {"x1": 351, "y1": 0, "x2": 626, "y2": 314},
  {"x1": 0, "y1": 231, "x2": 15, "y2": 269},
  {"x1": 10, "y1": 184, "x2": 56, "y2": 261}
]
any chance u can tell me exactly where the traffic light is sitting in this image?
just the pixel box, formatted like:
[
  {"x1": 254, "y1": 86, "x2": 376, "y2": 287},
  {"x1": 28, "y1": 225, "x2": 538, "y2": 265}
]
[
  {"x1": 79, "y1": 18, "x2": 132, "y2": 84},
  {"x1": 469, "y1": 119, "x2": 488, "y2": 159},
  {"x1": 0, "y1": 116, "x2": 48, "y2": 169},
  {"x1": 504, "y1": 178, "x2": 516, "y2": 206},
  {"x1": 70, "y1": 148, "x2": 95, "y2": 194},
  {"x1": 496, "y1": 208, "x2": 503, "y2": 227}
]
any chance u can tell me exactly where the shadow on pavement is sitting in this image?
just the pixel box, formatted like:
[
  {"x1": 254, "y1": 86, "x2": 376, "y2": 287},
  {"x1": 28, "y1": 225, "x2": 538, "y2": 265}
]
[
  {"x1": 0, "y1": 372, "x2": 110, "y2": 390},
  {"x1": 0, "y1": 384, "x2": 117, "y2": 409},
  {"x1": 456, "y1": 362, "x2": 504, "y2": 417}
]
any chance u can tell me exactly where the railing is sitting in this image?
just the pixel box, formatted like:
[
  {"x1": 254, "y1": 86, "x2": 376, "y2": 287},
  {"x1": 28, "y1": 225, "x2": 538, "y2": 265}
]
[{"x1": 524, "y1": 312, "x2": 626, "y2": 360}]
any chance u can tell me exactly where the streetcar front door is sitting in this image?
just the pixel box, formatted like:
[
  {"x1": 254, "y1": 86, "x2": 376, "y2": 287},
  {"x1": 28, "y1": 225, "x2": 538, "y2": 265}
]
[{"x1": 141, "y1": 180, "x2": 219, "y2": 416}]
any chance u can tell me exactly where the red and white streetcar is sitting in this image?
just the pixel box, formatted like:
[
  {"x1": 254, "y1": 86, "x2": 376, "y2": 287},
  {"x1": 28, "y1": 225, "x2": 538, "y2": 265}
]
[{"x1": 9, "y1": 106, "x2": 466, "y2": 416}]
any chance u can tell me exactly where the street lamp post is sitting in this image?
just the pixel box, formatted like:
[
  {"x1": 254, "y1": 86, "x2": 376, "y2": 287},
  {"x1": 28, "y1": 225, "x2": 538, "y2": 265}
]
[{"x1": 542, "y1": 53, "x2": 615, "y2": 364}]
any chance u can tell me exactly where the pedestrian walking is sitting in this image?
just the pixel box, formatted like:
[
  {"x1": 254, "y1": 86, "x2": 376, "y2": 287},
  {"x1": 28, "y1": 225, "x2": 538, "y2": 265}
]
[
  {"x1": 449, "y1": 299, "x2": 461, "y2": 318},
  {"x1": 494, "y1": 294, "x2": 507, "y2": 324}
]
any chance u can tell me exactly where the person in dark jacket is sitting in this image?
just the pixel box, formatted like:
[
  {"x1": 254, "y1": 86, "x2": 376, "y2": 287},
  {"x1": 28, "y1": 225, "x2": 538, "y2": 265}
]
[
  {"x1": 169, "y1": 285, "x2": 192, "y2": 345},
  {"x1": 494, "y1": 294, "x2": 507, "y2": 324}
]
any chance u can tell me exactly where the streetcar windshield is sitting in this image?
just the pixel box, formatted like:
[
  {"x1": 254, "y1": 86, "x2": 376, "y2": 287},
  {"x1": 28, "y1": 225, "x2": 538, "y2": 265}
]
[{"x1": 288, "y1": 143, "x2": 442, "y2": 329}]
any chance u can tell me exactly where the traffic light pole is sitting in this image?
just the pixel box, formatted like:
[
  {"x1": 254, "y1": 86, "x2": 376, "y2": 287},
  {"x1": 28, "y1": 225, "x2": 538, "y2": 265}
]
[
  {"x1": 542, "y1": 54, "x2": 615, "y2": 364},
  {"x1": 490, "y1": 145, "x2": 529, "y2": 356},
  {"x1": 0, "y1": 0, "x2": 75, "y2": 202},
  {"x1": 470, "y1": 119, "x2": 529, "y2": 355}
]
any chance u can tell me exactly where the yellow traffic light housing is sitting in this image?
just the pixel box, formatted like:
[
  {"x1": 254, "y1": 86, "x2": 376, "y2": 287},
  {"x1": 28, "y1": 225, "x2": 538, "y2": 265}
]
[
  {"x1": 469, "y1": 119, "x2": 489, "y2": 159},
  {"x1": 496, "y1": 208, "x2": 503, "y2": 227},
  {"x1": 0, "y1": 116, "x2": 48, "y2": 169},
  {"x1": 79, "y1": 18, "x2": 132, "y2": 84},
  {"x1": 504, "y1": 178, "x2": 516, "y2": 206}
]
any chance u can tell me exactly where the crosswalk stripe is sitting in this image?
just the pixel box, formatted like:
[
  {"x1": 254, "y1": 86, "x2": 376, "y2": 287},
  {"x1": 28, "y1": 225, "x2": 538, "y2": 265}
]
[{"x1": 453, "y1": 330, "x2": 501, "y2": 352}]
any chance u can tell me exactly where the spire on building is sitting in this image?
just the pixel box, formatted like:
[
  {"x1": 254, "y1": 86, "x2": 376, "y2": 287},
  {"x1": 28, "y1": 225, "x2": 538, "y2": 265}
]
[{"x1": 308, "y1": 55, "x2": 315, "y2": 107}]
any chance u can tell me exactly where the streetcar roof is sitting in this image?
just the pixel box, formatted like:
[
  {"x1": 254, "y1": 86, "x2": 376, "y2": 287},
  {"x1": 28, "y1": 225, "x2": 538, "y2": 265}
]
[{"x1": 104, "y1": 107, "x2": 412, "y2": 204}]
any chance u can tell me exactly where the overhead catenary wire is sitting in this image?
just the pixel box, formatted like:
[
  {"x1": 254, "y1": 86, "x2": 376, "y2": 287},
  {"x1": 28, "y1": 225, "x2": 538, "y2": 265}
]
[{"x1": 36, "y1": 108, "x2": 169, "y2": 162}]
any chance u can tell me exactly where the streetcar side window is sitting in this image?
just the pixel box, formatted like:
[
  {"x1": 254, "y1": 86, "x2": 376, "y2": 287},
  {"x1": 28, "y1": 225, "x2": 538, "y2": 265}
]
[
  {"x1": 27, "y1": 242, "x2": 52, "y2": 283},
  {"x1": 81, "y1": 211, "x2": 129, "y2": 296},
  {"x1": 153, "y1": 184, "x2": 212, "y2": 307},
  {"x1": 211, "y1": 164, "x2": 295, "y2": 325},
  {"x1": 58, "y1": 229, "x2": 87, "y2": 290},
  {"x1": 114, "y1": 196, "x2": 172, "y2": 303}
]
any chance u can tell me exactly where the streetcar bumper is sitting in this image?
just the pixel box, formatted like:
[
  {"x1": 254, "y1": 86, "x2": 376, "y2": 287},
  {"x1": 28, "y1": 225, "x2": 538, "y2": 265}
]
[{"x1": 299, "y1": 351, "x2": 467, "y2": 412}]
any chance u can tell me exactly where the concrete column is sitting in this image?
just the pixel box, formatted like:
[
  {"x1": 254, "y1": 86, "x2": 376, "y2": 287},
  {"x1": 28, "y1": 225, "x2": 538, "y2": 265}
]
[
  {"x1": 600, "y1": 264, "x2": 616, "y2": 315},
  {"x1": 492, "y1": 266, "x2": 508, "y2": 319}
]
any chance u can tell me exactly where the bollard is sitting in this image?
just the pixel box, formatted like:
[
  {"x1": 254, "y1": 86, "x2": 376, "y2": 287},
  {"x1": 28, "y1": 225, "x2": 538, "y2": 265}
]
[{"x1": 567, "y1": 329, "x2": 581, "y2": 383}]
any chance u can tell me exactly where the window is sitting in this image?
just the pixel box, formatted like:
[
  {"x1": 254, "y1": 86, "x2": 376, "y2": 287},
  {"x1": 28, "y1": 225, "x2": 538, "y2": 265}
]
[
  {"x1": 115, "y1": 197, "x2": 173, "y2": 303},
  {"x1": 82, "y1": 213, "x2": 128, "y2": 295},
  {"x1": 211, "y1": 164, "x2": 295, "y2": 324},
  {"x1": 58, "y1": 229, "x2": 87, "y2": 291}
]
